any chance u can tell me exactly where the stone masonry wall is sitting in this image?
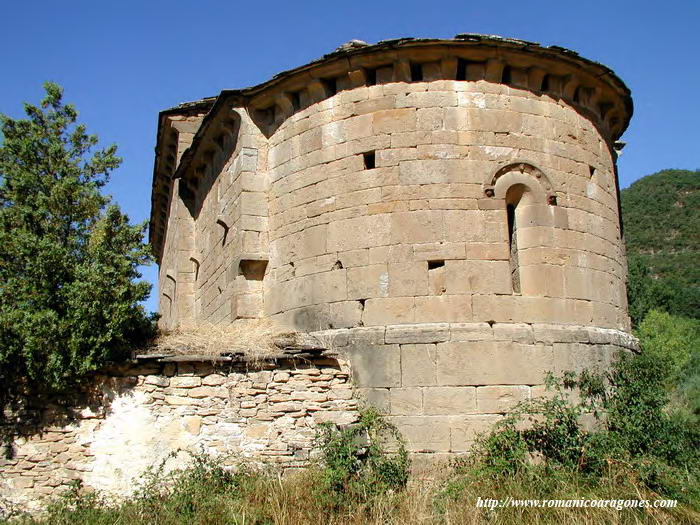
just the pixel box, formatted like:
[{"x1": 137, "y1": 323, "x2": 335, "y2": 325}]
[
  {"x1": 311, "y1": 322, "x2": 637, "y2": 464},
  {"x1": 0, "y1": 322, "x2": 637, "y2": 511},
  {"x1": 0, "y1": 356, "x2": 357, "y2": 513},
  {"x1": 264, "y1": 77, "x2": 629, "y2": 333}
]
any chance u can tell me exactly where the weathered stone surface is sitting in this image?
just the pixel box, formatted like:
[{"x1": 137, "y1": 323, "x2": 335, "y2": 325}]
[
  {"x1": 2, "y1": 359, "x2": 358, "y2": 512},
  {"x1": 476, "y1": 385, "x2": 530, "y2": 413},
  {"x1": 423, "y1": 387, "x2": 476, "y2": 415},
  {"x1": 385, "y1": 323, "x2": 449, "y2": 344},
  {"x1": 389, "y1": 416, "x2": 451, "y2": 452},
  {"x1": 169, "y1": 376, "x2": 202, "y2": 388},
  {"x1": 345, "y1": 343, "x2": 401, "y2": 387},
  {"x1": 436, "y1": 341, "x2": 554, "y2": 385},
  {"x1": 390, "y1": 388, "x2": 423, "y2": 415},
  {"x1": 450, "y1": 415, "x2": 503, "y2": 452},
  {"x1": 400, "y1": 344, "x2": 437, "y2": 386}
]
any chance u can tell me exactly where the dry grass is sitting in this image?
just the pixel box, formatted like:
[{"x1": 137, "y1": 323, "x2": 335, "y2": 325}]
[
  {"x1": 147, "y1": 319, "x2": 299, "y2": 361},
  {"x1": 13, "y1": 467, "x2": 697, "y2": 525},
  {"x1": 240, "y1": 468, "x2": 699, "y2": 525}
]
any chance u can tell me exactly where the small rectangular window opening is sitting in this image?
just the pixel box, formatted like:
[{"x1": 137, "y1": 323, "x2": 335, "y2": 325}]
[
  {"x1": 428, "y1": 260, "x2": 445, "y2": 270},
  {"x1": 322, "y1": 77, "x2": 337, "y2": 97},
  {"x1": 410, "y1": 62, "x2": 423, "y2": 82},
  {"x1": 363, "y1": 151, "x2": 375, "y2": 170},
  {"x1": 239, "y1": 260, "x2": 268, "y2": 281},
  {"x1": 366, "y1": 68, "x2": 377, "y2": 86},
  {"x1": 456, "y1": 59, "x2": 468, "y2": 81},
  {"x1": 502, "y1": 65, "x2": 513, "y2": 85},
  {"x1": 589, "y1": 165, "x2": 596, "y2": 178},
  {"x1": 291, "y1": 91, "x2": 301, "y2": 111}
]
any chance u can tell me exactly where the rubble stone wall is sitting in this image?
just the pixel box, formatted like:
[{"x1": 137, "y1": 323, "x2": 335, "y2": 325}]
[{"x1": 0, "y1": 357, "x2": 357, "y2": 512}]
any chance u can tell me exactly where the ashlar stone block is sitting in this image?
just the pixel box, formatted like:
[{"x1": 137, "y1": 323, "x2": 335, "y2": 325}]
[
  {"x1": 388, "y1": 415, "x2": 451, "y2": 452},
  {"x1": 386, "y1": 323, "x2": 449, "y2": 344},
  {"x1": 400, "y1": 343, "x2": 437, "y2": 386},
  {"x1": 388, "y1": 261, "x2": 428, "y2": 296},
  {"x1": 363, "y1": 297, "x2": 416, "y2": 326},
  {"x1": 390, "y1": 388, "x2": 423, "y2": 415},
  {"x1": 423, "y1": 386, "x2": 476, "y2": 415},
  {"x1": 476, "y1": 385, "x2": 530, "y2": 413},
  {"x1": 436, "y1": 341, "x2": 554, "y2": 385},
  {"x1": 373, "y1": 108, "x2": 416, "y2": 134},
  {"x1": 345, "y1": 344, "x2": 401, "y2": 388},
  {"x1": 347, "y1": 264, "x2": 389, "y2": 300}
]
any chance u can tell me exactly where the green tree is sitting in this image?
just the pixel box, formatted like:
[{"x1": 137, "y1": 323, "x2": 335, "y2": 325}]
[{"x1": 0, "y1": 83, "x2": 155, "y2": 413}]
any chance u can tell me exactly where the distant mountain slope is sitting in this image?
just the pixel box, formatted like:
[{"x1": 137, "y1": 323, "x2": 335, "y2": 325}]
[{"x1": 621, "y1": 169, "x2": 700, "y2": 320}]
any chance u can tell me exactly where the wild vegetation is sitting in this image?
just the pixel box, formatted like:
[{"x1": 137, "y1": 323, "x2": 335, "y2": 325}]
[{"x1": 621, "y1": 169, "x2": 699, "y2": 324}]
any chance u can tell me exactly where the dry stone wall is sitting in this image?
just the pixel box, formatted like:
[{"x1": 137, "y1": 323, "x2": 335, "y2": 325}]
[{"x1": 0, "y1": 357, "x2": 357, "y2": 513}]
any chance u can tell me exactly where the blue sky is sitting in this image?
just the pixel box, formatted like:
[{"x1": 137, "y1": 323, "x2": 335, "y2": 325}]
[{"x1": 2, "y1": 0, "x2": 698, "y2": 314}]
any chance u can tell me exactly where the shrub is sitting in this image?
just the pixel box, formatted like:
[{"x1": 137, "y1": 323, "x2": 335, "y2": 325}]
[
  {"x1": 466, "y1": 310, "x2": 700, "y2": 506},
  {"x1": 314, "y1": 406, "x2": 410, "y2": 508}
]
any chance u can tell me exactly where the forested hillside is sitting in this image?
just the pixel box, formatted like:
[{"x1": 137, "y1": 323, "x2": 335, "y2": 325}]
[{"x1": 621, "y1": 169, "x2": 700, "y2": 323}]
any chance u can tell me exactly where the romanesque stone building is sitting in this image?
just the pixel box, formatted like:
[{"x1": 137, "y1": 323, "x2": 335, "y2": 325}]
[
  {"x1": 149, "y1": 35, "x2": 636, "y2": 457},
  {"x1": 1, "y1": 35, "x2": 641, "y2": 510}
]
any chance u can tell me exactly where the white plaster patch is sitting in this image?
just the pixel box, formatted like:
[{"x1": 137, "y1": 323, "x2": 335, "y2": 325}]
[
  {"x1": 83, "y1": 391, "x2": 197, "y2": 497},
  {"x1": 586, "y1": 182, "x2": 598, "y2": 198},
  {"x1": 322, "y1": 121, "x2": 344, "y2": 147}
]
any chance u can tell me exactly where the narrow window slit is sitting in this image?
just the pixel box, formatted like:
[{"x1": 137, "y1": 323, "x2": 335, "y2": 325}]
[
  {"x1": 366, "y1": 68, "x2": 377, "y2": 86},
  {"x1": 502, "y1": 65, "x2": 513, "y2": 85},
  {"x1": 290, "y1": 91, "x2": 301, "y2": 111},
  {"x1": 427, "y1": 260, "x2": 445, "y2": 270},
  {"x1": 506, "y1": 202, "x2": 521, "y2": 293},
  {"x1": 363, "y1": 151, "x2": 375, "y2": 169}
]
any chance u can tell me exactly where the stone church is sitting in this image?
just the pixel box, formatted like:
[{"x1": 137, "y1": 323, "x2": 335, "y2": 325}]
[
  {"x1": 2, "y1": 35, "x2": 639, "y2": 508},
  {"x1": 149, "y1": 34, "x2": 636, "y2": 450}
]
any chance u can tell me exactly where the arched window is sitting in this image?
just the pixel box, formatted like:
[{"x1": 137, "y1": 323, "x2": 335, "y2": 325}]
[
  {"x1": 505, "y1": 184, "x2": 527, "y2": 294},
  {"x1": 484, "y1": 162, "x2": 557, "y2": 296}
]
